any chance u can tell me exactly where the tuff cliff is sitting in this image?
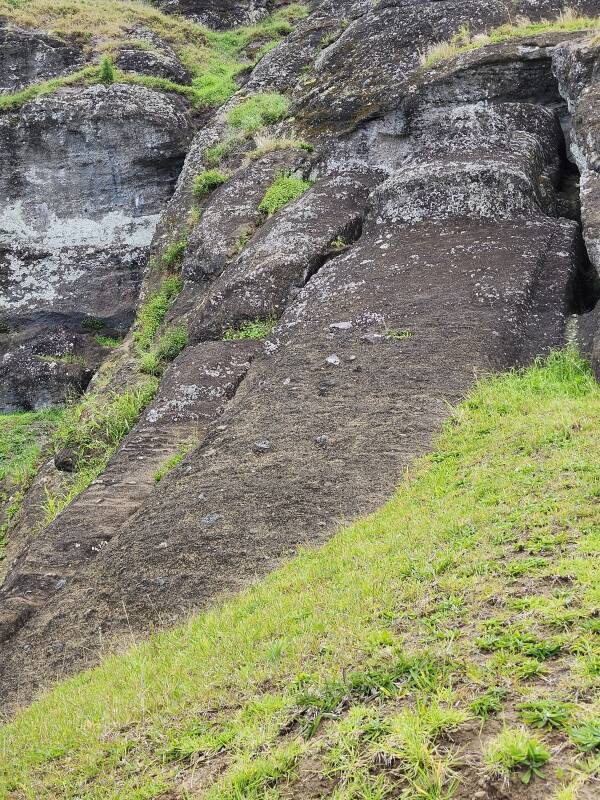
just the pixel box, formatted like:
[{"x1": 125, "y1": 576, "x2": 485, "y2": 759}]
[{"x1": 0, "y1": 0, "x2": 599, "y2": 723}]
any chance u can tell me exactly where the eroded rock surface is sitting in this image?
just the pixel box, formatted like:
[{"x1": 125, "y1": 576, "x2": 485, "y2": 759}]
[
  {"x1": 0, "y1": 83, "x2": 195, "y2": 410},
  {"x1": 1, "y1": 0, "x2": 599, "y2": 711},
  {"x1": 0, "y1": 25, "x2": 83, "y2": 93},
  {"x1": 154, "y1": 0, "x2": 273, "y2": 29}
]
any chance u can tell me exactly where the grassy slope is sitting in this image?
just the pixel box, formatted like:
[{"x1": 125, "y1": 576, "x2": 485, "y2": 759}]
[
  {"x1": 0, "y1": 0, "x2": 307, "y2": 110},
  {"x1": 0, "y1": 408, "x2": 63, "y2": 552},
  {"x1": 0, "y1": 349, "x2": 599, "y2": 799},
  {"x1": 422, "y1": 14, "x2": 600, "y2": 66}
]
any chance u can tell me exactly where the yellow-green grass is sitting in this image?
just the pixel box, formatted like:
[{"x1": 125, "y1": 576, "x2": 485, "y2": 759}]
[
  {"x1": 0, "y1": 407, "x2": 63, "y2": 551},
  {"x1": 422, "y1": 13, "x2": 600, "y2": 67},
  {"x1": 223, "y1": 317, "x2": 277, "y2": 340},
  {"x1": 0, "y1": 348, "x2": 599, "y2": 798},
  {"x1": 0, "y1": 1, "x2": 308, "y2": 110},
  {"x1": 42, "y1": 378, "x2": 158, "y2": 524}
]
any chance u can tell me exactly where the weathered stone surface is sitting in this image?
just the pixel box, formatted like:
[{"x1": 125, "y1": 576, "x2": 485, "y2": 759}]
[
  {"x1": 292, "y1": 0, "x2": 511, "y2": 134},
  {"x1": 1, "y1": 0, "x2": 599, "y2": 712},
  {"x1": 0, "y1": 341, "x2": 257, "y2": 668},
  {"x1": 115, "y1": 29, "x2": 192, "y2": 84},
  {"x1": 0, "y1": 83, "x2": 195, "y2": 409},
  {"x1": 154, "y1": 0, "x2": 272, "y2": 29},
  {"x1": 554, "y1": 38, "x2": 600, "y2": 276},
  {"x1": 190, "y1": 170, "x2": 377, "y2": 339},
  {"x1": 0, "y1": 354, "x2": 93, "y2": 414},
  {"x1": 183, "y1": 148, "x2": 308, "y2": 281},
  {"x1": 0, "y1": 84, "x2": 193, "y2": 248},
  {"x1": 579, "y1": 303, "x2": 600, "y2": 378},
  {"x1": 0, "y1": 25, "x2": 83, "y2": 94}
]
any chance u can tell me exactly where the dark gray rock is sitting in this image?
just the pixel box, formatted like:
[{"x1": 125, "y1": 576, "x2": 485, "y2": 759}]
[
  {"x1": 183, "y1": 148, "x2": 308, "y2": 282},
  {"x1": 190, "y1": 170, "x2": 376, "y2": 340},
  {"x1": 153, "y1": 0, "x2": 272, "y2": 29},
  {"x1": 115, "y1": 30, "x2": 192, "y2": 84},
  {"x1": 0, "y1": 83, "x2": 195, "y2": 409},
  {"x1": 554, "y1": 38, "x2": 600, "y2": 276},
  {"x1": 578, "y1": 304, "x2": 600, "y2": 378},
  {"x1": 0, "y1": 25, "x2": 83, "y2": 94}
]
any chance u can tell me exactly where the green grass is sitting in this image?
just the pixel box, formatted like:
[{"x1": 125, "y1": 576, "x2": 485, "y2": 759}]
[
  {"x1": 227, "y1": 92, "x2": 290, "y2": 134},
  {"x1": 139, "y1": 325, "x2": 188, "y2": 377},
  {"x1": 0, "y1": 2, "x2": 307, "y2": 111},
  {"x1": 153, "y1": 440, "x2": 196, "y2": 483},
  {"x1": 223, "y1": 317, "x2": 277, "y2": 340},
  {"x1": 134, "y1": 276, "x2": 183, "y2": 353},
  {"x1": 258, "y1": 172, "x2": 312, "y2": 215},
  {"x1": 43, "y1": 379, "x2": 158, "y2": 524},
  {"x1": 94, "y1": 335, "x2": 122, "y2": 349},
  {"x1": 1, "y1": 349, "x2": 599, "y2": 797},
  {"x1": 484, "y1": 727, "x2": 550, "y2": 784},
  {"x1": 422, "y1": 13, "x2": 600, "y2": 67},
  {"x1": 0, "y1": 408, "x2": 63, "y2": 551},
  {"x1": 518, "y1": 699, "x2": 572, "y2": 730},
  {"x1": 204, "y1": 137, "x2": 237, "y2": 167},
  {"x1": 192, "y1": 168, "x2": 227, "y2": 200},
  {"x1": 248, "y1": 136, "x2": 313, "y2": 159},
  {"x1": 159, "y1": 238, "x2": 188, "y2": 269}
]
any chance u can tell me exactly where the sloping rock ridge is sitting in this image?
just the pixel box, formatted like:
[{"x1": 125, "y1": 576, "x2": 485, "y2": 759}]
[{"x1": 0, "y1": 0, "x2": 600, "y2": 711}]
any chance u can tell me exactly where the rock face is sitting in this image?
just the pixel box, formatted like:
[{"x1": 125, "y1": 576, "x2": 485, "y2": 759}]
[
  {"x1": 154, "y1": 0, "x2": 273, "y2": 29},
  {"x1": 0, "y1": 0, "x2": 599, "y2": 710},
  {"x1": 0, "y1": 82, "x2": 195, "y2": 411},
  {"x1": 0, "y1": 25, "x2": 83, "y2": 94}
]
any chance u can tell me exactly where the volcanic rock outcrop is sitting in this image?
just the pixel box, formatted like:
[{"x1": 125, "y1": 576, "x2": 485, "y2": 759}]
[
  {"x1": 0, "y1": 58, "x2": 195, "y2": 411},
  {"x1": 1, "y1": 0, "x2": 599, "y2": 712}
]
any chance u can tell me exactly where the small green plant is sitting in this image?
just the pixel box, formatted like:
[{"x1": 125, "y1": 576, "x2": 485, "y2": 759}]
[
  {"x1": 321, "y1": 30, "x2": 341, "y2": 48},
  {"x1": 94, "y1": 335, "x2": 121, "y2": 349},
  {"x1": 569, "y1": 720, "x2": 600, "y2": 752},
  {"x1": 140, "y1": 326, "x2": 188, "y2": 376},
  {"x1": 227, "y1": 92, "x2": 290, "y2": 134},
  {"x1": 161, "y1": 238, "x2": 188, "y2": 268},
  {"x1": 470, "y1": 687, "x2": 506, "y2": 719},
  {"x1": 518, "y1": 700, "x2": 572, "y2": 730},
  {"x1": 81, "y1": 317, "x2": 105, "y2": 332},
  {"x1": 386, "y1": 329, "x2": 412, "y2": 340},
  {"x1": 134, "y1": 276, "x2": 183, "y2": 352},
  {"x1": 484, "y1": 727, "x2": 549, "y2": 784},
  {"x1": 477, "y1": 626, "x2": 562, "y2": 660},
  {"x1": 232, "y1": 232, "x2": 252, "y2": 256},
  {"x1": 99, "y1": 55, "x2": 115, "y2": 84},
  {"x1": 192, "y1": 169, "x2": 227, "y2": 200},
  {"x1": 223, "y1": 318, "x2": 276, "y2": 341},
  {"x1": 154, "y1": 440, "x2": 196, "y2": 483},
  {"x1": 258, "y1": 172, "x2": 312, "y2": 216},
  {"x1": 204, "y1": 138, "x2": 237, "y2": 167},
  {"x1": 204, "y1": 742, "x2": 302, "y2": 800},
  {"x1": 330, "y1": 235, "x2": 347, "y2": 250}
]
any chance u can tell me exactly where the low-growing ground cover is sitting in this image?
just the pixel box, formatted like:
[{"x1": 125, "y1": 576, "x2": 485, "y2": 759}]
[{"x1": 422, "y1": 12, "x2": 600, "y2": 67}]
